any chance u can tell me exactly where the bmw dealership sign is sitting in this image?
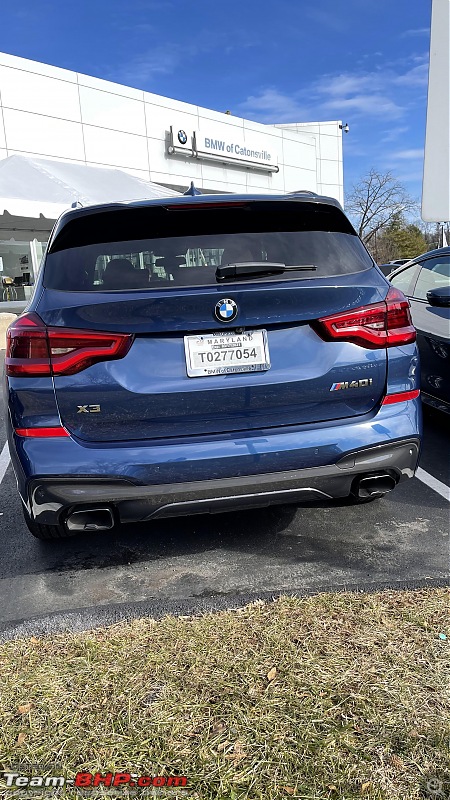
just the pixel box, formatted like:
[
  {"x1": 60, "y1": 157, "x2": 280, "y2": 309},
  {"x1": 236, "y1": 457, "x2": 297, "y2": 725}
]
[
  {"x1": 168, "y1": 125, "x2": 279, "y2": 172},
  {"x1": 202, "y1": 135, "x2": 274, "y2": 166}
]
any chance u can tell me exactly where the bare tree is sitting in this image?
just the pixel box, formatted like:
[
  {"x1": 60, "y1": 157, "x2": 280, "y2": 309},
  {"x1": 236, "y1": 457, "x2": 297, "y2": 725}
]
[{"x1": 346, "y1": 169, "x2": 417, "y2": 254}]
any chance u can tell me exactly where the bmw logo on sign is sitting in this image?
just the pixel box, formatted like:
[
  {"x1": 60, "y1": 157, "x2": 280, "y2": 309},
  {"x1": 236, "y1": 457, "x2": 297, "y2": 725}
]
[
  {"x1": 177, "y1": 130, "x2": 188, "y2": 145},
  {"x1": 215, "y1": 298, "x2": 238, "y2": 323}
]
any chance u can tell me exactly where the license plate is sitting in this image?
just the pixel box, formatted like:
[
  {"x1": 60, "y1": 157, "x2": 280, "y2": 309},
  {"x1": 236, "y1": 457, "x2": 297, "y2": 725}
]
[{"x1": 184, "y1": 330, "x2": 270, "y2": 377}]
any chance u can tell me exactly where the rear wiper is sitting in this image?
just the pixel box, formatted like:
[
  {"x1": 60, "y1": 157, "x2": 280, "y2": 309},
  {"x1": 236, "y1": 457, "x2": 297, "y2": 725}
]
[{"x1": 215, "y1": 262, "x2": 317, "y2": 281}]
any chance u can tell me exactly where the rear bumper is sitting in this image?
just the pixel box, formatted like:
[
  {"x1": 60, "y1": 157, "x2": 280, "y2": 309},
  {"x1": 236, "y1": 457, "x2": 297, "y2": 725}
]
[{"x1": 26, "y1": 438, "x2": 420, "y2": 526}]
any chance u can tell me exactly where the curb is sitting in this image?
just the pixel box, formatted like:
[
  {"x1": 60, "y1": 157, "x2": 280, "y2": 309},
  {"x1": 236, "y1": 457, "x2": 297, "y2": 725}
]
[{"x1": 0, "y1": 577, "x2": 448, "y2": 641}]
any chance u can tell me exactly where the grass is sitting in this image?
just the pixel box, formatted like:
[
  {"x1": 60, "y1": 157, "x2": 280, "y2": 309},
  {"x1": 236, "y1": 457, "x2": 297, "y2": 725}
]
[{"x1": 0, "y1": 589, "x2": 448, "y2": 800}]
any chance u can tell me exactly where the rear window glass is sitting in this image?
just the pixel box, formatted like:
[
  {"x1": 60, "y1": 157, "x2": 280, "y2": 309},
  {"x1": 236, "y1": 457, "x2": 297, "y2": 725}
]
[{"x1": 44, "y1": 201, "x2": 373, "y2": 291}]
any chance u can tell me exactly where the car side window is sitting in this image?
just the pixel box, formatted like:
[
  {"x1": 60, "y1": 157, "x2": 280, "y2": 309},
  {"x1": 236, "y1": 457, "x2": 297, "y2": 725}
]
[
  {"x1": 389, "y1": 264, "x2": 419, "y2": 295},
  {"x1": 412, "y1": 256, "x2": 450, "y2": 300}
]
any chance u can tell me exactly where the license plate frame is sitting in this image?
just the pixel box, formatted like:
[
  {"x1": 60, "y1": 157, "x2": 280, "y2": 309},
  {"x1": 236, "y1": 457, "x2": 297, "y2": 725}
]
[{"x1": 184, "y1": 329, "x2": 271, "y2": 377}]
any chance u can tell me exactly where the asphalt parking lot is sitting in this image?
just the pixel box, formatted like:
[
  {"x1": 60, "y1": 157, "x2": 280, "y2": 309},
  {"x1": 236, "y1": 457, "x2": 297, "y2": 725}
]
[{"x1": 0, "y1": 366, "x2": 448, "y2": 636}]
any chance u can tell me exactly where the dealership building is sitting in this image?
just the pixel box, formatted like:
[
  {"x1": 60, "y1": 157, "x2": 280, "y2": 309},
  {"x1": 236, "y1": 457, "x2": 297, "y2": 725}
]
[{"x1": 0, "y1": 50, "x2": 344, "y2": 290}]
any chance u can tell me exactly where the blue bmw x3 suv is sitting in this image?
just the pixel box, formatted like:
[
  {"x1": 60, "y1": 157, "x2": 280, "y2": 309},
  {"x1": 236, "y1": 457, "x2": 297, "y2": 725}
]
[{"x1": 4, "y1": 192, "x2": 422, "y2": 539}]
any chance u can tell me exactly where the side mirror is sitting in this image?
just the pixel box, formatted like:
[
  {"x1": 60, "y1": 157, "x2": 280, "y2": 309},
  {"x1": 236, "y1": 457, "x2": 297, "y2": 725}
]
[{"x1": 426, "y1": 286, "x2": 450, "y2": 307}]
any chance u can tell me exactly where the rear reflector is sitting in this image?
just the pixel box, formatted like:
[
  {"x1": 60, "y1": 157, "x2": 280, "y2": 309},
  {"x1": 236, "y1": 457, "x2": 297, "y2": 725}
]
[
  {"x1": 15, "y1": 427, "x2": 70, "y2": 437},
  {"x1": 313, "y1": 286, "x2": 416, "y2": 349},
  {"x1": 6, "y1": 313, "x2": 133, "y2": 377},
  {"x1": 382, "y1": 389, "x2": 420, "y2": 405}
]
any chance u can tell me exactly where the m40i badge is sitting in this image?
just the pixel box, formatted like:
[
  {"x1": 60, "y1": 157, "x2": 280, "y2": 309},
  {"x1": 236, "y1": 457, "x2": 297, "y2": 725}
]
[{"x1": 330, "y1": 378, "x2": 373, "y2": 391}]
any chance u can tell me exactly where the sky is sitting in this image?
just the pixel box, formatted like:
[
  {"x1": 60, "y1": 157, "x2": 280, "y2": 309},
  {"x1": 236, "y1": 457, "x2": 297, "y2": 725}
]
[{"x1": 0, "y1": 0, "x2": 431, "y2": 205}]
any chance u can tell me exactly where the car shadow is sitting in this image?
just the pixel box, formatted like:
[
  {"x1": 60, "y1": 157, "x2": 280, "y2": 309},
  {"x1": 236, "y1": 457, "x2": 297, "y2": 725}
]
[{"x1": 32, "y1": 476, "x2": 447, "y2": 581}]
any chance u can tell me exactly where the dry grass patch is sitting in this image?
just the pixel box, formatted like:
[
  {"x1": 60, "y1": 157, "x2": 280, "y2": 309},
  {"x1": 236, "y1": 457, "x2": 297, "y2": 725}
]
[{"x1": 0, "y1": 589, "x2": 448, "y2": 799}]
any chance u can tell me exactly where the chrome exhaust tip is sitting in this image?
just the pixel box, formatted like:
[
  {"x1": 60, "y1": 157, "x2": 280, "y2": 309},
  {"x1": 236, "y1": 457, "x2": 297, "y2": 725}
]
[
  {"x1": 354, "y1": 473, "x2": 397, "y2": 499},
  {"x1": 65, "y1": 507, "x2": 115, "y2": 532}
]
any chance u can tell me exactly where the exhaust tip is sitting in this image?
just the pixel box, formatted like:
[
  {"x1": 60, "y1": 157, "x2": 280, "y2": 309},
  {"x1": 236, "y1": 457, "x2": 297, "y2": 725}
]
[
  {"x1": 354, "y1": 473, "x2": 397, "y2": 499},
  {"x1": 66, "y1": 507, "x2": 115, "y2": 532}
]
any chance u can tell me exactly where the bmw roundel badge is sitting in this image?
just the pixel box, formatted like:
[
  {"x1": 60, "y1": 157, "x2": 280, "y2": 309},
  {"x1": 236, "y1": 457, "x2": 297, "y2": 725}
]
[
  {"x1": 215, "y1": 298, "x2": 238, "y2": 322},
  {"x1": 177, "y1": 129, "x2": 188, "y2": 144}
]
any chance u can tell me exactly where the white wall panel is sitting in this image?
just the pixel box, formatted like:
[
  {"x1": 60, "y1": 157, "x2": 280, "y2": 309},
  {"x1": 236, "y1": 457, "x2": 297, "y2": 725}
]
[
  {"x1": 282, "y1": 136, "x2": 316, "y2": 170},
  {"x1": 78, "y1": 74, "x2": 143, "y2": 100},
  {"x1": 144, "y1": 92, "x2": 199, "y2": 114},
  {"x1": 7, "y1": 150, "x2": 84, "y2": 164},
  {"x1": 0, "y1": 147, "x2": 7, "y2": 161},
  {"x1": 3, "y1": 108, "x2": 85, "y2": 160},
  {"x1": 201, "y1": 179, "x2": 259, "y2": 194},
  {"x1": 243, "y1": 121, "x2": 281, "y2": 148},
  {"x1": 85, "y1": 162, "x2": 150, "y2": 181},
  {"x1": 318, "y1": 159, "x2": 340, "y2": 186},
  {"x1": 79, "y1": 86, "x2": 146, "y2": 135},
  {"x1": 275, "y1": 122, "x2": 322, "y2": 135},
  {"x1": 0, "y1": 52, "x2": 77, "y2": 82},
  {"x1": 147, "y1": 135, "x2": 202, "y2": 179},
  {"x1": 318, "y1": 134, "x2": 340, "y2": 161},
  {"x1": 145, "y1": 103, "x2": 198, "y2": 144},
  {"x1": 200, "y1": 162, "x2": 246, "y2": 186},
  {"x1": 268, "y1": 164, "x2": 286, "y2": 192},
  {"x1": 198, "y1": 107, "x2": 244, "y2": 129},
  {"x1": 319, "y1": 184, "x2": 343, "y2": 204},
  {"x1": 245, "y1": 170, "x2": 277, "y2": 190},
  {"x1": 0, "y1": 66, "x2": 81, "y2": 121},
  {"x1": 150, "y1": 170, "x2": 194, "y2": 190},
  {"x1": 317, "y1": 121, "x2": 340, "y2": 134},
  {"x1": 150, "y1": 156, "x2": 203, "y2": 182},
  {"x1": 83, "y1": 126, "x2": 148, "y2": 171},
  {"x1": 283, "y1": 165, "x2": 317, "y2": 193},
  {"x1": 244, "y1": 118, "x2": 282, "y2": 135}
]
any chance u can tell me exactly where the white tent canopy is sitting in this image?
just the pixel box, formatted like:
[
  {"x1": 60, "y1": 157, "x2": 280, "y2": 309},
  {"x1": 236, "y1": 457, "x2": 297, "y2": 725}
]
[{"x1": 0, "y1": 154, "x2": 180, "y2": 220}]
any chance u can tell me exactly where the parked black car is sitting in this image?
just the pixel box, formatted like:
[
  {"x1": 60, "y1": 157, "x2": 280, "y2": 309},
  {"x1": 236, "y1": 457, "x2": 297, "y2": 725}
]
[
  {"x1": 378, "y1": 259, "x2": 414, "y2": 277},
  {"x1": 388, "y1": 247, "x2": 450, "y2": 413}
]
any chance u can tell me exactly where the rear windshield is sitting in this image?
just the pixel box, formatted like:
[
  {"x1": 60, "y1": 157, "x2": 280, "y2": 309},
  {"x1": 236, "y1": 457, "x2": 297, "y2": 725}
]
[{"x1": 44, "y1": 201, "x2": 373, "y2": 291}]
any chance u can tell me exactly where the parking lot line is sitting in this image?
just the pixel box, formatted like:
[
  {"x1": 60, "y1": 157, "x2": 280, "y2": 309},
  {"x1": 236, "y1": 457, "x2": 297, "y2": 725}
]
[
  {"x1": 0, "y1": 442, "x2": 10, "y2": 485},
  {"x1": 415, "y1": 466, "x2": 450, "y2": 502}
]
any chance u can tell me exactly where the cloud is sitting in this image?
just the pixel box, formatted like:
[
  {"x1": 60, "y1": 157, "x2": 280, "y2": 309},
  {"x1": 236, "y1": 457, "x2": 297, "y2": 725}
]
[
  {"x1": 314, "y1": 71, "x2": 405, "y2": 119},
  {"x1": 394, "y1": 63, "x2": 428, "y2": 87},
  {"x1": 304, "y1": 8, "x2": 349, "y2": 32},
  {"x1": 380, "y1": 126, "x2": 409, "y2": 143},
  {"x1": 395, "y1": 170, "x2": 425, "y2": 185},
  {"x1": 237, "y1": 89, "x2": 308, "y2": 123},
  {"x1": 401, "y1": 28, "x2": 430, "y2": 38},
  {"x1": 109, "y1": 25, "x2": 258, "y2": 90},
  {"x1": 109, "y1": 42, "x2": 200, "y2": 87},
  {"x1": 324, "y1": 94, "x2": 403, "y2": 118},
  {"x1": 238, "y1": 53, "x2": 428, "y2": 127},
  {"x1": 383, "y1": 149, "x2": 424, "y2": 180},
  {"x1": 313, "y1": 54, "x2": 430, "y2": 119},
  {"x1": 111, "y1": 50, "x2": 180, "y2": 85},
  {"x1": 389, "y1": 149, "x2": 424, "y2": 160}
]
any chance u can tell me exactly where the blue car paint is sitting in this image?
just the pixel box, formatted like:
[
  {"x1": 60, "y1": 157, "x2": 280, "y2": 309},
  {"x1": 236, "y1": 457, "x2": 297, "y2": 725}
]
[
  {"x1": 9, "y1": 400, "x2": 421, "y2": 504},
  {"x1": 4, "y1": 193, "x2": 422, "y2": 532}
]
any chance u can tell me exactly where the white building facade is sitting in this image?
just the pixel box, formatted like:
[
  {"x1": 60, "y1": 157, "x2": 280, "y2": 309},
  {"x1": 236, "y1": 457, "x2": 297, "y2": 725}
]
[{"x1": 0, "y1": 50, "x2": 344, "y2": 292}]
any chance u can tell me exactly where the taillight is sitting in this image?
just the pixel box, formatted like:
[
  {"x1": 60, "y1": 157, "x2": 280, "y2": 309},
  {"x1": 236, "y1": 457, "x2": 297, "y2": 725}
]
[
  {"x1": 15, "y1": 426, "x2": 70, "y2": 437},
  {"x1": 6, "y1": 313, "x2": 133, "y2": 377},
  {"x1": 312, "y1": 287, "x2": 416, "y2": 349}
]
